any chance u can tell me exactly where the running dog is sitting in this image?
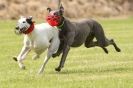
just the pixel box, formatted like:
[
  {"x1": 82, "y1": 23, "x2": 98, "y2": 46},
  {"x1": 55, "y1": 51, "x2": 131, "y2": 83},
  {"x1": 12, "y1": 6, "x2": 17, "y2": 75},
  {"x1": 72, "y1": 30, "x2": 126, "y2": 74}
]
[
  {"x1": 46, "y1": 5, "x2": 121, "y2": 72},
  {"x1": 13, "y1": 16, "x2": 60, "y2": 74}
]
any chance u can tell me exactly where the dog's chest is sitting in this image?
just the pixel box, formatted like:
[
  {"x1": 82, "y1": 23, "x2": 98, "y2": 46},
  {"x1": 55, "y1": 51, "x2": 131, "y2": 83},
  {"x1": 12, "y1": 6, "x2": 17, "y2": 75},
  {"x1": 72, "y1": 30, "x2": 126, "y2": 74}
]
[
  {"x1": 29, "y1": 33, "x2": 50, "y2": 51},
  {"x1": 28, "y1": 30, "x2": 52, "y2": 51}
]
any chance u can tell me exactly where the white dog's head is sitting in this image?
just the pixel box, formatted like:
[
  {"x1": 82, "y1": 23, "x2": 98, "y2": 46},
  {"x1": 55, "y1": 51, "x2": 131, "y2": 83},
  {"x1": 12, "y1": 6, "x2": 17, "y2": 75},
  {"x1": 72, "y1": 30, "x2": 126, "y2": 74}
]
[{"x1": 15, "y1": 16, "x2": 34, "y2": 34}]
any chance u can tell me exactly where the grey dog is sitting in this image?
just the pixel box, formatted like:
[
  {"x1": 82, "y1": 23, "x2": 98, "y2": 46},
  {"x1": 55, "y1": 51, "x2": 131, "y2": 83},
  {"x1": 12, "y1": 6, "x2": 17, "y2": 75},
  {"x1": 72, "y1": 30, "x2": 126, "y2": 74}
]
[{"x1": 47, "y1": 5, "x2": 121, "y2": 72}]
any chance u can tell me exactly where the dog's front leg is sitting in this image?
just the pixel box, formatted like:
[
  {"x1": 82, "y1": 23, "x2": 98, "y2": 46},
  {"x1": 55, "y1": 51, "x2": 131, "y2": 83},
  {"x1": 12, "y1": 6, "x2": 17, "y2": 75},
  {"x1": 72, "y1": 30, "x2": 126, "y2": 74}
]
[
  {"x1": 13, "y1": 46, "x2": 31, "y2": 69},
  {"x1": 55, "y1": 32, "x2": 74, "y2": 72},
  {"x1": 55, "y1": 44, "x2": 70, "y2": 72},
  {"x1": 13, "y1": 36, "x2": 31, "y2": 69},
  {"x1": 18, "y1": 46, "x2": 31, "y2": 69}
]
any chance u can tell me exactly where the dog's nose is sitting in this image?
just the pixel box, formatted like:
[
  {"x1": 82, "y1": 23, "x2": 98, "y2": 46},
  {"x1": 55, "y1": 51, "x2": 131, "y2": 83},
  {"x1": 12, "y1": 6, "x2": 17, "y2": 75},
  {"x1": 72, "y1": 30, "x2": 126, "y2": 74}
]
[{"x1": 15, "y1": 26, "x2": 19, "y2": 30}]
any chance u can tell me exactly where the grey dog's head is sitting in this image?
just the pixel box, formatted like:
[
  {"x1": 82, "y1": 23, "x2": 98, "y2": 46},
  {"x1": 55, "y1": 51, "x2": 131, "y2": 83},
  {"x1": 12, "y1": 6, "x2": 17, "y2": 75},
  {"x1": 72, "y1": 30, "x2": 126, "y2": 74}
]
[
  {"x1": 15, "y1": 16, "x2": 33, "y2": 35},
  {"x1": 46, "y1": 4, "x2": 64, "y2": 26}
]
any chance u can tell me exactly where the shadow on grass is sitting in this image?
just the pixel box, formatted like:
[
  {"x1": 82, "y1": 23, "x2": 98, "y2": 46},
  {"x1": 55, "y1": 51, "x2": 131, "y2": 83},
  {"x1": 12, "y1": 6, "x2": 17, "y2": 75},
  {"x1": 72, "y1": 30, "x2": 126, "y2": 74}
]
[{"x1": 48, "y1": 67, "x2": 132, "y2": 75}]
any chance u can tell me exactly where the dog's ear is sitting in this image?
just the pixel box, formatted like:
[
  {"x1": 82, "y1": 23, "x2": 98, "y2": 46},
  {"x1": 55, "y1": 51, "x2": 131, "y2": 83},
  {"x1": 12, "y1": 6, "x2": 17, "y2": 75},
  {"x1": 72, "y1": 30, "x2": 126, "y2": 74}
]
[
  {"x1": 26, "y1": 16, "x2": 33, "y2": 24},
  {"x1": 27, "y1": 16, "x2": 32, "y2": 20},
  {"x1": 47, "y1": 7, "x2": 52, "y2": 12},
  {"x1": 59, "y1": 4, "x2": 64, "y2": 15}
]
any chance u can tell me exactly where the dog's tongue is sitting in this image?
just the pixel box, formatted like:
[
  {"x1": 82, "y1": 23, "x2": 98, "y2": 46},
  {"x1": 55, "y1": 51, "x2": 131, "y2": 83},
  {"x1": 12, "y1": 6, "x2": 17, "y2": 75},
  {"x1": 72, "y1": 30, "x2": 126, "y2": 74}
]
[{"x1": 46, "y1": 15, "x2": 60, "y2": 26}]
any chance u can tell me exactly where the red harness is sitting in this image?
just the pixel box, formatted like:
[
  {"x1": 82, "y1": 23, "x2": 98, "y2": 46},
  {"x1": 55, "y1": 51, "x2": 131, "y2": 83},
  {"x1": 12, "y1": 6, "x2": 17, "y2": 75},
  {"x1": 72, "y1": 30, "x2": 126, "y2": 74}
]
[
  {"x1": 46, "y1": 15, "x2": 61, "y2": 27},
  {"x1": 23, "y1": 23, "x2": 34, "y2": 34}
]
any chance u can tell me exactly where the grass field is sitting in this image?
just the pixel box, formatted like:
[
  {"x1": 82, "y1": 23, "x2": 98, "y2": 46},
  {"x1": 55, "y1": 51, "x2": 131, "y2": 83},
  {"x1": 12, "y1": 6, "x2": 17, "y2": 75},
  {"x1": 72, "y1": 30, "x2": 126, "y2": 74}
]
[{"x1": 0, "y1": 17, "x2": 133, "y2": 88}]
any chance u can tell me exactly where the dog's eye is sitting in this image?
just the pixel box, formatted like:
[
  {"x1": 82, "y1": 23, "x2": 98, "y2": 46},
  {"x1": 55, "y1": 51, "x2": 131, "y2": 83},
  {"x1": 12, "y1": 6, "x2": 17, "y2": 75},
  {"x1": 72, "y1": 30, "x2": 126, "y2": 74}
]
[{"x1": 23, "y1": 21, "x2": 26, "y2": 23}]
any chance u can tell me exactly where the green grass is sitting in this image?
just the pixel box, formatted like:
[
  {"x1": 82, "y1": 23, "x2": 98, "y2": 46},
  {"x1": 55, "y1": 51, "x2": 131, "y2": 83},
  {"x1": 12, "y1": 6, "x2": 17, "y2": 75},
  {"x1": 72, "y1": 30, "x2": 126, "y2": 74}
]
[{"x1": 0, "y1": 17, "x2": 133, "y2": 88}]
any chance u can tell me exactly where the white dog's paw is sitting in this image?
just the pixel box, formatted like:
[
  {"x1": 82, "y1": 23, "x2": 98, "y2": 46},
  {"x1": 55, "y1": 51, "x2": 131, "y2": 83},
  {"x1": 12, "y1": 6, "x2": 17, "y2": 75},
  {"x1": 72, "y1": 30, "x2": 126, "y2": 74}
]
[
  {"x1": 13, "y1": 56, "x2": 17, "y2": 61},
  {"x1": 20, "y1": 65, "x2": 26, "y2": 70},
  {"x1": 38, "y1": 70, "x2": 43, "y2": 74},
  {"x1": 18, "y1": 61, "x2": 26, "y2": 70},
  {"x1": 38, "y1": 67, "x2": 44, "y2": 74},
  {"x1": 32, "y1": 55, "x2": 39, "y2": 60}
]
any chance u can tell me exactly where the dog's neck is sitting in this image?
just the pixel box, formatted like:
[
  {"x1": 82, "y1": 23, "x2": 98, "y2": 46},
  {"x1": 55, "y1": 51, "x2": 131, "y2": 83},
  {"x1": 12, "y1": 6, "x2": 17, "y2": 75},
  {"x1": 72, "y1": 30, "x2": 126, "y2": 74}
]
[
  {"x1": 57, "y1": 17, "x2": 72, "y2": 30},
  {"x1": 57, "y1": 17, "x2": 65, "y2": 29},
  {"x1": 23, "y1": 23, "x2": 34, "y2": 34}
]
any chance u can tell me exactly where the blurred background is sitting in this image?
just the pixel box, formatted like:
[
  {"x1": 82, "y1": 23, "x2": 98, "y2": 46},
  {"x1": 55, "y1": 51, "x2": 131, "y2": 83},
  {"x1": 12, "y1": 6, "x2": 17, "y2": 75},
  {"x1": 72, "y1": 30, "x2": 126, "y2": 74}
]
[
  {"x1": 0, "y1": 1, "x2": 133, "y2": 88},
  {"x1": 0, "y1": 0, "x2": 132, "y2": 20}
]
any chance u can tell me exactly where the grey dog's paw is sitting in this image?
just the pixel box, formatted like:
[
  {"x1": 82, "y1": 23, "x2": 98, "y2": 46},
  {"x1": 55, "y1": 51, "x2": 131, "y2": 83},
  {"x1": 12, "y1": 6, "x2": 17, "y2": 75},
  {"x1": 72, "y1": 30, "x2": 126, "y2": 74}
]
[
  {"x1": 55, "y1": 67, "x2": 61, "y2": 72},
  {"x1": 13, "y1": 56, "x2": 17, "y2": 61}
]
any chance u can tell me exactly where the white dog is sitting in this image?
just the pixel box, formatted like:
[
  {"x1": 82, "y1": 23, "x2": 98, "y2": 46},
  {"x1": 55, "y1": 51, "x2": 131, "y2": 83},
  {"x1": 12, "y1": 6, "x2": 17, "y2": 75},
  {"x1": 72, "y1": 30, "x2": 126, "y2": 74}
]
[{"x1": 13, "y1": 16, "x2": 60, "y2": 74}]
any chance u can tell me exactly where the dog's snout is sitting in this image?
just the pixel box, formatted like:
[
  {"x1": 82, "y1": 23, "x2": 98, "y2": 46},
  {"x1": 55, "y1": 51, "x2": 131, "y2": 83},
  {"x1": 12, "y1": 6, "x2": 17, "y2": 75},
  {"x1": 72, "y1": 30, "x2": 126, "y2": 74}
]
[{"x1": 15, "y1": 26, "x2": 19, "y2": 30}]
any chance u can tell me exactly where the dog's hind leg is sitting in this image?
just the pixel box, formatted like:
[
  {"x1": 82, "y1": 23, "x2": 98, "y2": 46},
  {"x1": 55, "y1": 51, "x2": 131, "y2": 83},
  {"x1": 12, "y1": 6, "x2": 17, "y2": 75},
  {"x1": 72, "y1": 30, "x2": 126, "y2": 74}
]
[
  {"x1": 52, "y1": 34, "x2": 65, "y2": 58},
  {"x1": 38, "y1": 37, "x2": 60, "y2": 74},
  {"x1": 108, "y1": 39, "x2": 121, "y2": 52},
  {"x1": 93, "y1": 21, "x2": 121, "y2": 53},
  {"x1": 98, "y1": 38, "x2": 121, "y2": 53},
  {"x1": 38, "y1": 49, "x2": 52, "y2": 74},
  {"x1": 84, "y1": 33, "x2": 109, "y2": 53},
  {"x1": 52, "y1": 40, "x2": 64, "y2": 58},
  {"x1": 91, "y1": 22, "x2": 111, "y2": 54},
  {"x1": 84, "y1": 33, "x2": 96, "y2": 48},
  {"x1": 98, "y1": 38, "x2": 109, "y2": 54},
  {"x1": 102, "y1": 47, "x2": 108, "y2": 54}
]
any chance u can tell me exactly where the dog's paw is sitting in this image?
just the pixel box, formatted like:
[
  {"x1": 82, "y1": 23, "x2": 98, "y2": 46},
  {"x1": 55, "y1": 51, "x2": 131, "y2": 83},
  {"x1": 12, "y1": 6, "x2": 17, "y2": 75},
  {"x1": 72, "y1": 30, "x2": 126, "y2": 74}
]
[
  {"x1": 116, "y1": 48, "x2": 121, "y2": 52},
  {"x1": 38, "y1": 71, "x2": 43, "y2": 74},
  {"x1": 13, "y1": 56, "x2": 17, "y2": 61},
  {"x1": 20, "y1": 65, "x2": 26, "y2": 70},
  {"x1": 55, "y1": 67, "x2": 61, "y2": 72},
  {"x1": 52, "y1": 53, "x2": 60, "y2": 58},
  {"x1": 38, "y1": 69, "x2": 44, "y2": 74},
  {"x1": 52, "y1": 54, "x2": 57, "y2": 58}
]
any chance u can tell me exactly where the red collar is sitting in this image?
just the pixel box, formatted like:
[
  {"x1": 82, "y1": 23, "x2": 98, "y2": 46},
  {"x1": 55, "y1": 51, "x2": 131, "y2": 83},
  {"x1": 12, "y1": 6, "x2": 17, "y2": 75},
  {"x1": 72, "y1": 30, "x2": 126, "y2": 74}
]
[{"x1": 23, "y1": 23, "x2": 34, "y2": 34}]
